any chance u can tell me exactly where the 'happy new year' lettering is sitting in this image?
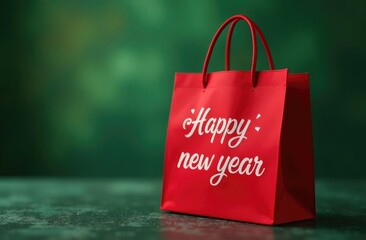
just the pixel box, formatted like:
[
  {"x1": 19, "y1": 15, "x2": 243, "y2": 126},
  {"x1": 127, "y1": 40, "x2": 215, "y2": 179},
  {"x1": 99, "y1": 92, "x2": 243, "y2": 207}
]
[{"x1": 176, "y1": 107, "x2": 266, "y2": 186}]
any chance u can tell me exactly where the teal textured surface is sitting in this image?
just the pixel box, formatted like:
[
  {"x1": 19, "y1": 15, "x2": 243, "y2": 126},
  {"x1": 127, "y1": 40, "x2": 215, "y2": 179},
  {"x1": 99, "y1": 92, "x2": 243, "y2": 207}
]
[{"x1": 0, "y1": 179, "x2": 365, "y2": 239}]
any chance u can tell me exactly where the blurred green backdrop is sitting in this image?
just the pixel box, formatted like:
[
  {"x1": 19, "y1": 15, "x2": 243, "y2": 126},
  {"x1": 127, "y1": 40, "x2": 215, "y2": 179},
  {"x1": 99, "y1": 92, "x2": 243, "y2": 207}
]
[{"x1": 1, "y1": 0, "x2": 365, "y2": 178}]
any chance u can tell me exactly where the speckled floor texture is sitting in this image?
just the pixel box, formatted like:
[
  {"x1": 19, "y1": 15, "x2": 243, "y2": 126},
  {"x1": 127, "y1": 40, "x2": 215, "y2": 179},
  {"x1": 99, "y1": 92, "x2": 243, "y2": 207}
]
[{"x1": 0, "y1": 178, "x2": 365, "y2": 240}]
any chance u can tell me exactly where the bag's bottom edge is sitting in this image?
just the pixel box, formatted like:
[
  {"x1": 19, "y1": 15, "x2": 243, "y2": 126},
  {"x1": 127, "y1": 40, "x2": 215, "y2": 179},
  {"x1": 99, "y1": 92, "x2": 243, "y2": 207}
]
[{"x1": 160, "y1": 206, "x2": 315, "y2": 226}]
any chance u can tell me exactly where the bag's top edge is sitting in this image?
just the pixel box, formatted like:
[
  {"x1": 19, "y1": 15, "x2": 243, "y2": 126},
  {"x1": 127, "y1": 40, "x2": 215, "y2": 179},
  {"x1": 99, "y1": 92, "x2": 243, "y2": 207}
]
[
  {"x1": 175, "y1": 69, "x2": 308, "y2": 76},
  {"x1": 173, "y1": 69, "x2": 309, "y2": 89}
]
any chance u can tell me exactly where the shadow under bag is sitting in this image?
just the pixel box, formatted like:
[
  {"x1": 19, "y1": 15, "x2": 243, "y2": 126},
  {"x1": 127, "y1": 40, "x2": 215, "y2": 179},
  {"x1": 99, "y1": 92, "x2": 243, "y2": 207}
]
[{"x1": 161, "y1": 14, "x2": 315, "y2": 225}]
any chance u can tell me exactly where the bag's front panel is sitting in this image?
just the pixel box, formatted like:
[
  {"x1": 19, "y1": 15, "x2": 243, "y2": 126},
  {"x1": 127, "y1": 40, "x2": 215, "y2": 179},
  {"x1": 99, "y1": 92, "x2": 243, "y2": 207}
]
[{"x1": 161, "y1": 70, "x2": 288, "y2": 225}]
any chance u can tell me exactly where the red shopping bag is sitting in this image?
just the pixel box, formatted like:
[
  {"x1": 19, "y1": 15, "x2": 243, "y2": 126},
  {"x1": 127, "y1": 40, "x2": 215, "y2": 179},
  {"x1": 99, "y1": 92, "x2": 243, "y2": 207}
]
[{"x1": 161, "y1": 14, "x2": 315, "y2": 225}]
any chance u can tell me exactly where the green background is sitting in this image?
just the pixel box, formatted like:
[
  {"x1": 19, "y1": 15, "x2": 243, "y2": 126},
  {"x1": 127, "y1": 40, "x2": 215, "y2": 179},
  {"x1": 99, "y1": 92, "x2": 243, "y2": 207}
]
[{"x1": 1, "y1": 0, "x2": 365, "y2": 178}]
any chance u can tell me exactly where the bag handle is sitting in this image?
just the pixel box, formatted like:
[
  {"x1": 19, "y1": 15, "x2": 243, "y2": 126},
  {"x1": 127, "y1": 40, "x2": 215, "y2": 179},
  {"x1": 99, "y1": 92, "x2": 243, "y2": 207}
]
[
  {"x1": 225, "y1": 19, "x2": 275, "y2": 71},
  {"x1": 202, "y1": 15, "x2": 257, "y2": 88},
  {"x1": 202, "y1": 15, "x2": 272, "y2": 88}
]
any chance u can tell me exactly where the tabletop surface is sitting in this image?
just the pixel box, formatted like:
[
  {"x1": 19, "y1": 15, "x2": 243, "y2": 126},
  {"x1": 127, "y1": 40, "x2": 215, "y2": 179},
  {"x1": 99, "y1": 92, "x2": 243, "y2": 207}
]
[{"x1": 0, "y1": 178, "x2": 365, "y2": 240}]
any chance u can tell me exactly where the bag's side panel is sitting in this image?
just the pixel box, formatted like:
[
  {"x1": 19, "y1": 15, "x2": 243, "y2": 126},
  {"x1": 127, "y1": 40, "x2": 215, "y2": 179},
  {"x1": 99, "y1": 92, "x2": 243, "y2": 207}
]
[{"x1": 274, "y1": 73, "x2": 316, "y2": 224}]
